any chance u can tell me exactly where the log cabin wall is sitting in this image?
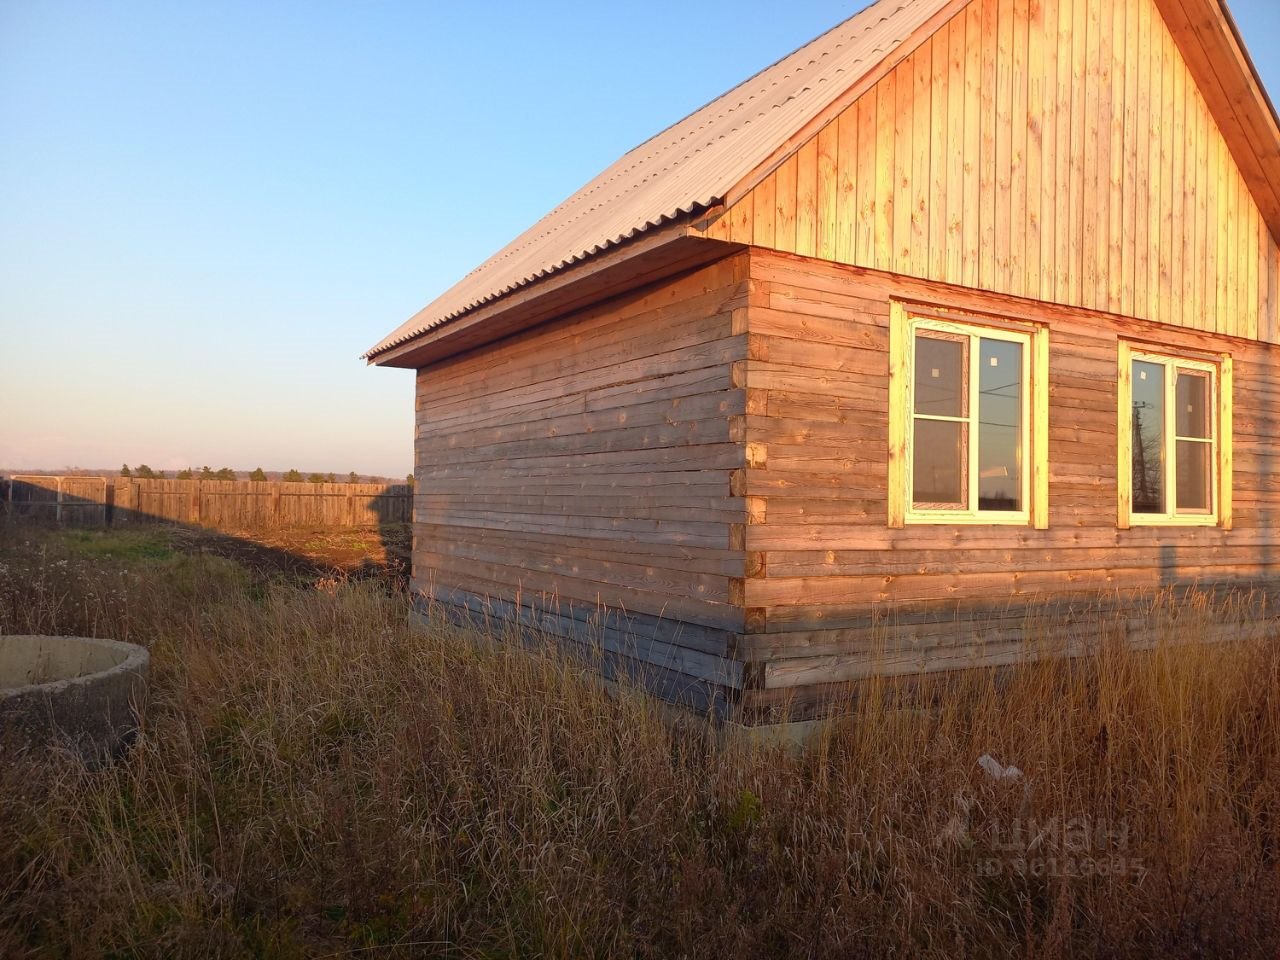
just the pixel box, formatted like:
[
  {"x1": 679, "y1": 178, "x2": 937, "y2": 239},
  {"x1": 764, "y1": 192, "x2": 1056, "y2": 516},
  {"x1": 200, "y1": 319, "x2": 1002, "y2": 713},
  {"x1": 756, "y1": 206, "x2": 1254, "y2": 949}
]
[
  {"x1": 701, "y1": 0, "x2": 1280, "y2": 343},
  {"x1": 740, "y1": 247, "x2": 1280, "y2": 714},
  {"x1": 413, "y1": 253, "x2": 751, "y2": 713}
]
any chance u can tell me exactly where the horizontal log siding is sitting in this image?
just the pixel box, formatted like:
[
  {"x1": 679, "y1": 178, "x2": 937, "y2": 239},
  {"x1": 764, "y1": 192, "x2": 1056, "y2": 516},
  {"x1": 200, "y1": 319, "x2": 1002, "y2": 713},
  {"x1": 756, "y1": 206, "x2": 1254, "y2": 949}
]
[
  {"x1": 413, "y1": 254, "x2": 751, "y2": 702},
  {"x1": 741, "y1": 249, "x2": 1280, "y2": 701}
]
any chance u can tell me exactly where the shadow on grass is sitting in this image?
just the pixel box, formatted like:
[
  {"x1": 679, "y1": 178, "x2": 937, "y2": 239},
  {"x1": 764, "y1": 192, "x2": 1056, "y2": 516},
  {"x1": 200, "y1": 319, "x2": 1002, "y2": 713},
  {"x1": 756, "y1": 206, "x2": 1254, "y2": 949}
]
[{"x1": 0, "y1": 476, "x2": 411, "y2": 590}]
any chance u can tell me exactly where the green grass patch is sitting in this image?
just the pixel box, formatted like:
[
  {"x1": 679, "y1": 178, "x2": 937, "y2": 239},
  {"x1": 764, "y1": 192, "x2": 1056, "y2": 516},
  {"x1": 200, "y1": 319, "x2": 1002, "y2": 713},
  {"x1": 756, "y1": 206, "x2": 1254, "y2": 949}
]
[{"x1": 59, "y1": 528, "x2": 176, "y2": 563}]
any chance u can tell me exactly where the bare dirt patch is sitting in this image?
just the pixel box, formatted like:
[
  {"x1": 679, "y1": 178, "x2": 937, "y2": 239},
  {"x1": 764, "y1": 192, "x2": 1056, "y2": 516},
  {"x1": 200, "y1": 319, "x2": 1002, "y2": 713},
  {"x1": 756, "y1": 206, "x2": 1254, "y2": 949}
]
[
  {"x1": 169, "y1": 524, "x2": 411, "y2": 588},
  {"x1": 27, "y1": 521, "x2": 415, "y2": 590}
]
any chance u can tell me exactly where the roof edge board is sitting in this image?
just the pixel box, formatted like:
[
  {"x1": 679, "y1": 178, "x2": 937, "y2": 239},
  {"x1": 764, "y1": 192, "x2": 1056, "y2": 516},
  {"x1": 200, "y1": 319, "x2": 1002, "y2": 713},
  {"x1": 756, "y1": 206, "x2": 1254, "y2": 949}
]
[
  {"x1": 1211, "y1": 0, "x2": 1280, "y2": 146},
  {"x1": 1176, "y1": 0, "x2": 1280, "y2": 172},
  {"x1": 1157, "y1": 0, "x2": 1280, "y2": 241},
  {"x1": 718, "y1": 0, "x2": 973, "y2": 211}
]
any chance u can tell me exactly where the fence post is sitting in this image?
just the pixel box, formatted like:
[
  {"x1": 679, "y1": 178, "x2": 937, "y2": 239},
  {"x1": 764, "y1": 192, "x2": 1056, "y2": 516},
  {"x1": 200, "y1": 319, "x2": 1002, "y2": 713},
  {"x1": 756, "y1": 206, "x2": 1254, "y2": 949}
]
[
  {"x1": 271, "y1": 482, "x2": 282, "y2": 527},
  {"x1": 190, "y1": 479, "x2": 201, "y2": 526},
  {"x1": 55, "y1": 477, "x2": 63, "y2": 524},
  {"x1": 119, "y1": 479, "x2": 137, "y2": 524}
]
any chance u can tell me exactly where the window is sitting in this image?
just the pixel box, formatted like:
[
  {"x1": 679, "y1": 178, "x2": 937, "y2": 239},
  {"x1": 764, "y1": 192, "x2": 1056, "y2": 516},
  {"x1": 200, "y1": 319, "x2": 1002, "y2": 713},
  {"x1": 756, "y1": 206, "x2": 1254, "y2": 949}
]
[
  {"x1": 889, "y1": 306, "x2": 1049, "y2": 527},
  {"x1": 1118, "y1": 344, "x2": 1233, "y2": 527}
]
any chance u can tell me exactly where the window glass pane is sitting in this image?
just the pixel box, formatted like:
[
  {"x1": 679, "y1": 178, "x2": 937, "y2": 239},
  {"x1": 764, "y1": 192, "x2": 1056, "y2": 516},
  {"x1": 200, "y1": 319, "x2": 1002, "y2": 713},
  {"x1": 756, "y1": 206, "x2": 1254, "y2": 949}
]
[
  {"x1": 913, "y1": 418, "x2": 967, "y2": 507},
  {"x1": 1176, "y1": 371, "x2": 1210, "y2": 439},
  {"x1": 1176, "y1": 440, "x2": 1212, "y2": 512},
  {"x1": 914, "y1": 334, "x2": 967, "y2": 417},
  {"x1": 1131, "y1": 360, "x2": 1165, "y2": 514},
  {"x1": 978, "y1": 338, "x2": 1023, "y2": 511}
]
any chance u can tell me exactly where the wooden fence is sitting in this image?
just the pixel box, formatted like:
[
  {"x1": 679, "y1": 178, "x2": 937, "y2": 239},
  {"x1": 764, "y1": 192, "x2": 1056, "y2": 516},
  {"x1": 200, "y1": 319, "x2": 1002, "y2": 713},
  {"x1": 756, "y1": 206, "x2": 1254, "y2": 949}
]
[{"x1": 4, "y1": 477, "x2": 412, "y2": 531}]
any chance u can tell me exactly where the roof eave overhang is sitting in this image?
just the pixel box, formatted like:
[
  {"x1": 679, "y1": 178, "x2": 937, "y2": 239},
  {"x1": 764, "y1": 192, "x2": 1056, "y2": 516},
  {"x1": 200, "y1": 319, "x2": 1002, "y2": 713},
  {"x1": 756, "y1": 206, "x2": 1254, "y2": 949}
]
[
  {"x1": 1153, "y1": 0, "x2": 1280, "y2": 243},
  {"x1": 366, "y1": 215, "x2": 741, "y2": 369}
]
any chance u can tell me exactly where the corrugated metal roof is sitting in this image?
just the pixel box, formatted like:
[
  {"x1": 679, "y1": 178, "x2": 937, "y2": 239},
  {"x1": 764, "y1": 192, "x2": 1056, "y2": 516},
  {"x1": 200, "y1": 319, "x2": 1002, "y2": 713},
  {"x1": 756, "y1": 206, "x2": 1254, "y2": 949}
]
[{"x1": 367, "y1": 0, "x2": 954, "y2": 359}]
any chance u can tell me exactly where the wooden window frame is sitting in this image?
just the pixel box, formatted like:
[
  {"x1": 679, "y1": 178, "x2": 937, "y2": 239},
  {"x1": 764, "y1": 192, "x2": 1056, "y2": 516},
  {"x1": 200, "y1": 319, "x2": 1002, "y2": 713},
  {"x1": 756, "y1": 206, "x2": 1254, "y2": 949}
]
[
  {"x1": 889, "y1": 303, "x2": 1049, "y2": 529},
  {"x1": 1116, "y1": 343, "x2": 1233, "y2": 529}
]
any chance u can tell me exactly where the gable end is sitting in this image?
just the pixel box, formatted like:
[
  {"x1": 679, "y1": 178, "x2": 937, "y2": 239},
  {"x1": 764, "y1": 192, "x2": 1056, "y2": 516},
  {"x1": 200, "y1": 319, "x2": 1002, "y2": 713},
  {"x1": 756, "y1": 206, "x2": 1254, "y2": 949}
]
[{"x1": 700, "y1": 0, "x2": 1280, "y2": 342}]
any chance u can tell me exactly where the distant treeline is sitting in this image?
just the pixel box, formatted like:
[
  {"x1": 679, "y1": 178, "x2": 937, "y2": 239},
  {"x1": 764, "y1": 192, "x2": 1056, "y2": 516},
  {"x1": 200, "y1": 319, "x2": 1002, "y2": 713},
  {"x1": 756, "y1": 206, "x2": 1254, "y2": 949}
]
[
  {"x1": 120, "y1": 464, "x2": 399, "y2": 484},
  {"x1": 2, "y1": 465, "x2": 413, "y2": 485}
]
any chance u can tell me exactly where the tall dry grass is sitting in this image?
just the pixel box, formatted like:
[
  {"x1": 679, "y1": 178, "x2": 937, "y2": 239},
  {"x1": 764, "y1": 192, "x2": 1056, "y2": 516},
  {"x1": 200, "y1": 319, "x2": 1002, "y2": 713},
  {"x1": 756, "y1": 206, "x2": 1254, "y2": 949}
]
[{"x1": 0, "y1": 523, "x2": 1277, "y2": 958}]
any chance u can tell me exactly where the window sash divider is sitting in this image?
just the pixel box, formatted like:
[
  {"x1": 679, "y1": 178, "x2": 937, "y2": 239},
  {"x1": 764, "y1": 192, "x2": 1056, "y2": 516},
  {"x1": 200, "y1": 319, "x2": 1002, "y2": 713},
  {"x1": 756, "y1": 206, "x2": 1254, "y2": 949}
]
[
  {"x1": 1123, "y1": 347, "x2": 1223, "y2": 525},
  {"x1": 903, "y1": 314, "x2": 1036, "y2": 525}
]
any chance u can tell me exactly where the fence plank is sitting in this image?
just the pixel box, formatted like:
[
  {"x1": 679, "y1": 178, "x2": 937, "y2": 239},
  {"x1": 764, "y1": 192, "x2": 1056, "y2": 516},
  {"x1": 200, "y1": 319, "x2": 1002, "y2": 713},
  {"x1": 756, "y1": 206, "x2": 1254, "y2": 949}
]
[{"x1": 4, "y1": 477, "x2": 411, "y2": 532}]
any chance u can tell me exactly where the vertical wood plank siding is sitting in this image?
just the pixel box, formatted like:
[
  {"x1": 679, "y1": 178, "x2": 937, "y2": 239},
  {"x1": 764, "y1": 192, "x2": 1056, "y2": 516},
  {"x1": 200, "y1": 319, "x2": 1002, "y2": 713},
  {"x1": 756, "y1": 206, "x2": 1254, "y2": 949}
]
[
  {"x1": 703, "y1": 0, "x2": 1280, "y2": 342},
  {"x1": 740, "y1": 248, "x2": 1280, "y2": 696},
  {"x1": 412, "y1": 255, "x2": 751, "y2": 704}
]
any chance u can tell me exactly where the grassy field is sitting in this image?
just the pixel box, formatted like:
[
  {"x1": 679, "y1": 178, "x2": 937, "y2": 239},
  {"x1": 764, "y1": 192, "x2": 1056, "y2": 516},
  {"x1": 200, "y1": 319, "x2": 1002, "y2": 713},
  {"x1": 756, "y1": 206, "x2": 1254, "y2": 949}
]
[{"x1": 1, "y1": 523, "x2": 1278, "y2": 959}]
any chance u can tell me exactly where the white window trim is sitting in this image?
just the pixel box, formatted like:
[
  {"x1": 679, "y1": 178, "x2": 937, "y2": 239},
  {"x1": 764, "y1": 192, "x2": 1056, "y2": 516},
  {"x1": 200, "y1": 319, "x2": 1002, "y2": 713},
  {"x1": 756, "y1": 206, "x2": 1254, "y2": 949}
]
[{"x1": 1119, "y1": 346, "x2": 1227, "y2": 528}]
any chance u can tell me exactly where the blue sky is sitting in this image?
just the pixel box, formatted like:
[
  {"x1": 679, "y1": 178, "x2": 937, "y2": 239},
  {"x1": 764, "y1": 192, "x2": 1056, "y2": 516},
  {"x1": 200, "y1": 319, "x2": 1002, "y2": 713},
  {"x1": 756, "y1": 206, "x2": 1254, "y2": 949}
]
[{"x1": 2, "y1": 1, "x2": 1278, "y2": 477}]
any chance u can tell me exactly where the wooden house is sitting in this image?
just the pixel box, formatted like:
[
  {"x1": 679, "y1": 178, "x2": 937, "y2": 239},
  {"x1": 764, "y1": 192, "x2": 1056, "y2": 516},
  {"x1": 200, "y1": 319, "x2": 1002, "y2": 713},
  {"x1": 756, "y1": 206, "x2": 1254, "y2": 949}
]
[{"x1": 367, "y1": 0, "x2": 1280, "y2": 720}]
